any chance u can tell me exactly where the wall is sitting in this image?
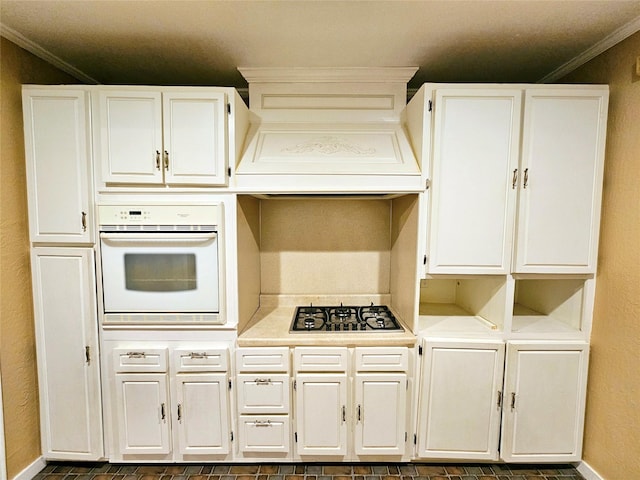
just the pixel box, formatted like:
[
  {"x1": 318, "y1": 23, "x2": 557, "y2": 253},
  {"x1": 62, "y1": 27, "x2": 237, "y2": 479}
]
[
  {"x1": 0, "y1": 38, "x2": 79, "y2": 479},
  {"x1": 560, "y1": 32, "x2": 640, "y2": 478}
]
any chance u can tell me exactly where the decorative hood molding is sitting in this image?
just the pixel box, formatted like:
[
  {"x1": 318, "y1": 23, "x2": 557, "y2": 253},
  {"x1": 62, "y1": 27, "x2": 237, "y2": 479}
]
[{"x1": 234, "y1": 68, "x2": 423, "y2": 193}]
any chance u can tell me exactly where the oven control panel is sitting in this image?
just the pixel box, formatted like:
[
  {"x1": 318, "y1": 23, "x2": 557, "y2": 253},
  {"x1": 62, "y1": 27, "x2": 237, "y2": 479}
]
[{"x1": 98, "y1": 204, "x2": 220, "y2": 227}]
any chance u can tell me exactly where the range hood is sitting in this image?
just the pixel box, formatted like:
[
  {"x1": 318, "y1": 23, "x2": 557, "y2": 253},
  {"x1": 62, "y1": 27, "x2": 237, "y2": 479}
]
[{"x1": 234, "y1": 67, "x2": 423, "y2": 193}]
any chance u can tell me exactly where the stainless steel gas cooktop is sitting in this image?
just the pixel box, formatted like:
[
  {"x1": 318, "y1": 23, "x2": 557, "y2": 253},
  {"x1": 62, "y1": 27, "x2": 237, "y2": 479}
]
[{"x1": 290, "y1": 303, "x2": 403, "y2": 332}]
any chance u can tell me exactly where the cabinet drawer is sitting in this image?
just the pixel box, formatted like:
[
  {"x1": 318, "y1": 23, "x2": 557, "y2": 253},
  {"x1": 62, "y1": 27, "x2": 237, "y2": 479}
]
[
  {"x1": 173, "y1": 348, "x2": 228, "y2": 373},
  {"x1": 238, "y1": 415, "x2": 290, "y2": 453},
  {"x1": 355, "y1": 347, "x2": 409, "y2": 372},
  {"x1": 113, "y1": 348, "x2": 167, "y2": 373},
  {"x1": 236, "y1": 347, "x2": 290, "y2": 373},
  {"x1": 294, "y1": 347, "x2": 348, "y2": 372},
  {"x1": 237, "y1": 374, "x2": 290, "y2": 414}
]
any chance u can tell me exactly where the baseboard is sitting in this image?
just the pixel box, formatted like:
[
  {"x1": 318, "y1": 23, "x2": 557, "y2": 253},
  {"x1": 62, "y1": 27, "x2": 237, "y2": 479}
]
[
  {"x1": 13, "y1": 456, "x2": 46, "y2": 480},
  {"x1": 577, "y1": 461, "x2": 604, "y2": 480}
]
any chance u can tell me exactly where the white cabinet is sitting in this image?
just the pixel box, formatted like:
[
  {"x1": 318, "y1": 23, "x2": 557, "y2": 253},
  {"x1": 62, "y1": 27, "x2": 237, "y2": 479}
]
[
  {"x1": 417, "y1": 339, "x2": 505, "y2": 460},
  {"x1": 426, "y1": 89, "x2": 521, "y2": 274},
  {"x1": 31, "y1": 248, "x2": 103, "y2": 460},
  {"x1": 96, "y1": 89, "x2": 228, "y2": 186},
  {"x1": 294, "y1": 347, "x2": 409, "y2": 460},
  {"x1": 501, "y1": 341, "x2": 589, "y2": 462},
  {"x1": 235, "y1": 347, "x2": 291, "y2": 458},
  {"x1": 416, "y1": 338, "x2": 589, "y2": 463},
  {"x1": 22, "y1": 88, "x2": 93, "y2": 243},
  {"x1": 514, "y1": 89, "x2": 608, "y2": 273},
  {"x1": 422, "y1": 85, "x2": 608, "y2": 274},
  {"x1": 115, "y1": 372, "x2": 171, "y2": 455},
  {"x1": 110, "y1": 346, "x2": 231, "y2": 461}
]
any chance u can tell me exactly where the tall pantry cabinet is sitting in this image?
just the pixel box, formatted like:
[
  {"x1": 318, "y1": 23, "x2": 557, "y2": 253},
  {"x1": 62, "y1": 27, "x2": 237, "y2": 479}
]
[
  {"x1": 407, "y1": 84, "x2": 608, "y2": 463},
  {"x1": 22, "y1": 87, "x2": 103, "y2": 460}
]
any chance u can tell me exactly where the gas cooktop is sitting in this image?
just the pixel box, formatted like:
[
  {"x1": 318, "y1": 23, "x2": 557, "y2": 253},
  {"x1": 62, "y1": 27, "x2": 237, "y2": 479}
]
[{"x1": 290, "y1": 303, "x2": 403, "y2": 332}]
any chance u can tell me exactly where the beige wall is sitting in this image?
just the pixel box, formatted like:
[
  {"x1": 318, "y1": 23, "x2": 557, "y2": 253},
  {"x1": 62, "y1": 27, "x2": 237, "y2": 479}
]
[
  {"x1": 561, "y1": 32, "x2": 640, "y2": 478},
  {"x1": 0, "y1": 37, "x2": 79, "y2": 479}
]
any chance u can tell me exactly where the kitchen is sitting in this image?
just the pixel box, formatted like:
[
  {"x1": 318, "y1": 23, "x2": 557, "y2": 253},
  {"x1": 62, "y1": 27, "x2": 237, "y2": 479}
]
[{"x1": 3, "y1": 3, "x2": 640, "y2": 480}]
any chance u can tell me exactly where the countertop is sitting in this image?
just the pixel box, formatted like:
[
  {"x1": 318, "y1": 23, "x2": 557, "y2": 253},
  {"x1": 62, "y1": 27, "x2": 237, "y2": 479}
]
[{"x1": 237, "y1": 295, "x2": 417, "y2": 347}]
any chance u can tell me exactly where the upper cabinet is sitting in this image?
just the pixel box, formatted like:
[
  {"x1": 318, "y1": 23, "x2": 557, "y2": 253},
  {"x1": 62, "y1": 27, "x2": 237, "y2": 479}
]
[
  {"x1": 418, "y1": 85, "x2": 608, "y2": 275},
  {"x1": 22, "y1": 88, "x2": 93, "y2": 244},
  {"x1": 94, "y1": 88, "x2": 230, "y2": 187}
]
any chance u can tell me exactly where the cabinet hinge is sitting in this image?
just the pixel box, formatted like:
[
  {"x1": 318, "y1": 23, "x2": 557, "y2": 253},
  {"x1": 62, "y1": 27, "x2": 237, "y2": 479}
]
[
  {"x1": 406, "y1": 379, "x2": 409, "y2": 390},
  {"x1": 227, "y1": 103, "x2": 231, "y2": 115},
  {"x1": 413, "y1": 434, "x2": 417, "y2": 445},
  {"x1": 423, "y1": 255, "x2": 427, "y2": 266},
  {"x1": 228, "y1": 166, "x2": 231, "y2": 177},
  {"x1": 294, "y1": 432, "x2": 298, "y2": 443},
  {"x1": 418, "y1": 345, "x2": 423, "y2": 356},
  {"x1": 293, "y1": 379, "x2": 297, "y2": 390},
  {"x1": 230, "y1": 431, "x2": 234, "y2": 442},
  {"x1": 425, "y1": 178, "x2": 431, "y2": 190},
  {"x1": 428, "y1": 99, "x2": 433, "y2": 112},
  {"x1": 405, "y1": 432, "x2": 408, "y2": 442},
  {"x1": 228, "y1": 380, "x2": 232, "y2": 390}
]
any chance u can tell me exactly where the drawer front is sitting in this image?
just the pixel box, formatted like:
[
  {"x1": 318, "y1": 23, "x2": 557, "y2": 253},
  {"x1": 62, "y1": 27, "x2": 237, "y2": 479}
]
[
  {"x1": 294, "y1": 347, "x2": 348, "y2": 372},
  {"x1": 237, "y1": 374, "x2": 290, "y2": 414},
  {"x1": 236, "y1": 347, "x2": 290, "y2": 373},
  {"x1": 173, "y1": 348, "x2": 228, "y2": 373},
  {"x1": 355, "y1": 347, "x2": 409, "y2": 372},
  {"x1": 238, "y1": 415, "x2": 290, "y2": 453},
  {"x1": 113, "y1": 348, "x2": 167, "y2": 373}
]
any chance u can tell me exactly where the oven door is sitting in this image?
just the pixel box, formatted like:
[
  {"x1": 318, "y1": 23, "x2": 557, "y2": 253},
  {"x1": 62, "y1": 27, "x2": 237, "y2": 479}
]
[{"x1": 100, "y1": 232, "x2": 219, "y2": 314}]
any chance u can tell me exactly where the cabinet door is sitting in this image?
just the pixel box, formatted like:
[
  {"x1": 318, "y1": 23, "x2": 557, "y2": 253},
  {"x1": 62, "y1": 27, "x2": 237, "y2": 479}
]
[
  {"x1": 237, "y1": 374, "x2": 290, "y2": 414},
  {"x1": 417, "y1": 339, "x2": 505, "y2": 460},
  {"x1": 427, "y1": 89, "x2": 521, "y2": 274},
  {"x1": 114, "y1": 373, "x2": 171, "y2": 455},
  {"x1": 354, "y1": 373, "x2": 406, "y2": 456},
  {"x1": 174, "y1": 373, "x2": 230, "y2": 456},
  {"x1": 238, "y1": 415, "x2": 290, "y2": 454},
  {"x1": 97, "y1": 90, "x2": 163, "y2": 184},
  {"x1": 22, "y1": 89, "x2": 93, "y2": 243},
  {"x1": 163, "y1": 92, "x2": 228, "y2": 185},
  {"x1": 515, "y1": 89, "x2": 608, "y2": 273},
  {"x1": 501, "y1": 341, "x2": 589, "y2": 463},
  {"x1": 31, "y1": 248, "x2": 103, "y2": 460},
  {"x1": 295, "y1": 373, "x2": 347, "y2": 456}
]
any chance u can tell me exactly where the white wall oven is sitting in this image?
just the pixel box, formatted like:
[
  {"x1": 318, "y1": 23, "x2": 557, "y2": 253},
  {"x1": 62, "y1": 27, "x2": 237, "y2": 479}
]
[{"x1": 98, "y1": 204, "x2": 223, "y2": 325}]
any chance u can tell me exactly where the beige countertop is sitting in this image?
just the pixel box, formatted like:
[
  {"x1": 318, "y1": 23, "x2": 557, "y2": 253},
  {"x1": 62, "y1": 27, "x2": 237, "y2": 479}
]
[{"x1": 237, "y1": 296, "x2": 417, "y2": 347}]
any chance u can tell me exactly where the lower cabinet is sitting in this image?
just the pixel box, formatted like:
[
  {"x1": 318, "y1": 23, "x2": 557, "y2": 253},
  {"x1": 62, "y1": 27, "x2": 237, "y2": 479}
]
[
  {"x1": 294, "y1": 346, "x2": 409, "y2": 461},
  {"x1": 110, "y1": 346, "x2": 231, "y2": 461},
  {"x1": 31, "y1": 248, "x2": 104, "y2": 460},
  {"x1": 416, "y1": 338, "x2": 589, "y2": 463}
]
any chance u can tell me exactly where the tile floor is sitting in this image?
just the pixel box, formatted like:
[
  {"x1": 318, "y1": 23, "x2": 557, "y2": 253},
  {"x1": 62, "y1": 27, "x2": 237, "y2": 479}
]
[{"x1": 34, "y1": 463, "x2": 585, "y2": 480}]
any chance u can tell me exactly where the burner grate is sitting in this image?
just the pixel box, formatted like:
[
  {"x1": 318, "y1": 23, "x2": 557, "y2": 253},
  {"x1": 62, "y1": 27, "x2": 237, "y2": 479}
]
[{"x1": 290, "y1": 304, "x2": 403, "y2": 332}]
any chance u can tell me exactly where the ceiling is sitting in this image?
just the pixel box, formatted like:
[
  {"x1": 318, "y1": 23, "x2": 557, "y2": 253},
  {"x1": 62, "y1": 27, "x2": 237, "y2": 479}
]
[{"x1": 2, "y1": 1, "x2": 640, "y2": 90}]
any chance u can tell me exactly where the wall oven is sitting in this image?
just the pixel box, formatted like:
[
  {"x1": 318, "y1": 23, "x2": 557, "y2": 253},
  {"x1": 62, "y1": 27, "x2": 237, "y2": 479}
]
[{"x1": 98, "y1": 204, "x2": 223, "y2": 325}]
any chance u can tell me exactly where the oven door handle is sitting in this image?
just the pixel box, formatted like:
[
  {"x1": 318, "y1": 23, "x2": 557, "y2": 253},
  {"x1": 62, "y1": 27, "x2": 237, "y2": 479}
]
[{"x1": 100, "y1": 232, "x2": 217, "y2": 242}]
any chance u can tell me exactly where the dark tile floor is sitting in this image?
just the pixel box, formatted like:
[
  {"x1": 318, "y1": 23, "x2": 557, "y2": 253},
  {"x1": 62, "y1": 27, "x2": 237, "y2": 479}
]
[{"x1": 35, "y1": 463, "x2": 585, "y2": 480}]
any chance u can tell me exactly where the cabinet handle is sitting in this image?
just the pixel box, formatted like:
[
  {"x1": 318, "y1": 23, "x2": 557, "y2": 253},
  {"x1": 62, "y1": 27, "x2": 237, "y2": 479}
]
[
  {"x1": 177, "y1": 404, "x2": 182, "y2": 421},
  {"x1": 511, "y1": 169, "x2": 518, "y2": 189},
  {"x1": 189, "y1": 352, "x2": 207, "y2": 359},
  {"x1": 81, "y1": 211, "x2": 87, "y2": 232},
  {"x1": 255, "y1": 420, "x2": 272, "y2": 427},
  {"x1": 342, "y1": 405, "x2": 346, "y2": 423},
  {"x1": 85, "y1": 346, "x2": 91, "y2": 365},
  {"x1": 155, "y1": 150, "x2": 161, "y2": 170},
  {"x1": 161, "y1": 403, "x2": 166, "y2": 420},
  {"x1": 255, "y1": 378, "x2": 272, "y2": 385},
  {"x1": 523, "y1": 168, "x2": 529, "y2": 189},
  {"x1": 127, "y1": 351, "x2": 146, "y2": 358},
  {"x1": 510, "y1": 392, "x2": 517, "y2": 411},
  {"x1": 497, "y1": 390, "x2": 502, "y2": 409},
  {"x1": 163, "y1": 150, "x2": 169, "y2": 170},
  {"x1": 357, "y1": 404, "x2": 362, "y2": 422}
]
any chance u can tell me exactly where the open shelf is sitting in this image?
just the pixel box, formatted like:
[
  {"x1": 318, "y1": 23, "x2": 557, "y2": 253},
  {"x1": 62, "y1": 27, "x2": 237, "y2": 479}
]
[
  {"x1": 511, "y1": 278, "x2": 587, "y2": 335},
  {"x1": 418, "y1": 276, "x2": 508, "y2": 335}
]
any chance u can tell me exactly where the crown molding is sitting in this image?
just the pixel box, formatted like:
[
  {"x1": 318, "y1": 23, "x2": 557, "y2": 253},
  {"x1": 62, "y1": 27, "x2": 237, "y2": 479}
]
[
  {"x1": 0, "y1": 23, "x2": 99, "y2": 84},
  {"x1": 238, "y1": 67, "x2": 418, "y2": 84},
  {"x1": 539, "y1": 14, "x2": 640, "y2": 83}
]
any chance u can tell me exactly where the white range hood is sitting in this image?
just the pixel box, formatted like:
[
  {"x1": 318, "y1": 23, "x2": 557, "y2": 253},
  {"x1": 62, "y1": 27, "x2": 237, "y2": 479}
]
[{"x1": 234, "y1": 67, "x2": 422, "y2": 193}]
